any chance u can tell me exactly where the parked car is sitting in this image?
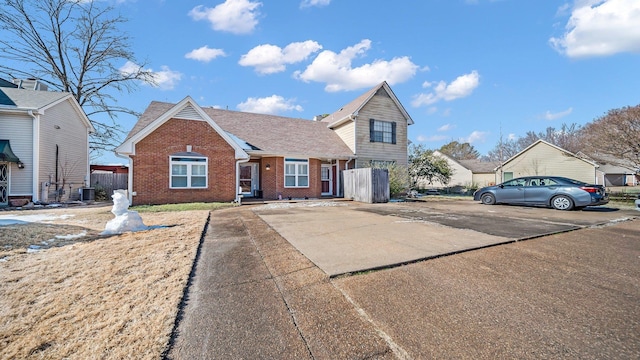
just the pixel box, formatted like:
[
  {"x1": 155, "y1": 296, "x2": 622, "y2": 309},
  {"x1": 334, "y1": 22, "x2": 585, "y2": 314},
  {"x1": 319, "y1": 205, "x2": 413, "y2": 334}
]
[
  {"x1": 424, "y1": 189, "x2": 440, "y2": 195},
  {"x1": 473, "y1": 176, "x2": 609, "y2": 210}
]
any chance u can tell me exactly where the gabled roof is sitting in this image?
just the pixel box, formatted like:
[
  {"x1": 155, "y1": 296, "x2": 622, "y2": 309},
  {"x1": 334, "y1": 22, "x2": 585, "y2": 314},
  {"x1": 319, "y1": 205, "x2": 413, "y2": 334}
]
[
  {"x1": 121, "y1": 98, "x2": 355, "y2": 160},
  {"x1": 117, "y1": 96, "x2": 250, "y2": 160},
  {"x1": 434, "y1": 150, "x2": 498, "y2": 173},
  {"x1": 320, "y1": 81, "x2": 414, "y2": 128},
  {"x1": 0, "y1": 87, "x2": 95, "y2": 132},
  {"x1": 458, "y1": 159, "x2": 501, "y2": 173},
  {"x1": 497, "y1": 139, "x2": 597, "y2": 170},
  {"x1": 0, "y1": 87, "x2": 69, "y2": 109}
]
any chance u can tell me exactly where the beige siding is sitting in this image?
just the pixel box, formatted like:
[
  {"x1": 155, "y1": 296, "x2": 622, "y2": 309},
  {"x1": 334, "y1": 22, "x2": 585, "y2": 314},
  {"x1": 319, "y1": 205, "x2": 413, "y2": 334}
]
[
  {"x1": 472, "y1": 173, "x2": 498, "y2": 187},
  {"x1": 354, "y1": 91, "x2": 409, "y2": 167},
  {"x1": 333, "y1": 121, "x2": 355, "y2": 152},
  {"x1": 39, "y1": 99, "x2": 90, "y2": 190},
  {"x1": 0, "y1": 113, "x2": 34, "y2": 195},
  {"x1": 423, "y1": 153, "x2": 472, "y2": 188},
  {"x1": 501, "y1": 142, "x2": 596, "y2": 183}
]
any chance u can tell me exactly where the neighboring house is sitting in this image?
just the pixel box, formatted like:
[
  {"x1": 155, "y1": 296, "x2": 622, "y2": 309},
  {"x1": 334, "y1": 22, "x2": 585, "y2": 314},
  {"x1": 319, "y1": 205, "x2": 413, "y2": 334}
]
[
  {"x1": 457, "y1": 159, "x2": 501, "y2": 187},
  {"x1": 116, "y1": 81, "x2": 413, "y2": 205},
  {"x1": 425, "y1": 151, "x2": 499, "y2": 189},
  {"x1": 576, "y1": 152, "x2": 639, "y2": 187},
  {"x1": 0, "y1": 79, "x2": 95, "y2": 206},
  {"x1": 596, "y1": 163, "x2": 638, "y2": 187},
  {"x1": 496, "y1": 140, "x2": 599, "y2": 184}
]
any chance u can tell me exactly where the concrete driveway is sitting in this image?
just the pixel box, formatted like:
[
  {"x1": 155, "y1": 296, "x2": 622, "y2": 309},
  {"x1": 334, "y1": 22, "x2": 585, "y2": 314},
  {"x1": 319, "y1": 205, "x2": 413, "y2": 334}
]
[
  {"x1": 253, "y1": 199, "x2": 637, "y2": 276},
  {"x1": 169, "y1": 200, "x2": 640, "y2": 359}
]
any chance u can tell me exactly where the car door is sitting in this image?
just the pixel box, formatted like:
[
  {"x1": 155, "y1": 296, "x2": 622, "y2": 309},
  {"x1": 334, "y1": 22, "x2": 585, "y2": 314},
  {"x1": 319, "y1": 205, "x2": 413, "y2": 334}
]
[
  {"x1": 495, "y1": 178, "x2": 525, "y2": 203},
  {"x1": 524, "y1": 178, "x2": 550, "y2": 204}
]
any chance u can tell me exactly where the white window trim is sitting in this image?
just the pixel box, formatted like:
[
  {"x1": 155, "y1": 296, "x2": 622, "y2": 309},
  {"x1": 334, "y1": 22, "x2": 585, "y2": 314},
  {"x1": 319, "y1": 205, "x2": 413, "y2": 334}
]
[
  {"x1": 284, "y1": 158, "x2": 309, "y2": 188},
  {"x1": 169, "y1": 156, "x2": 208, "y2": 189}
]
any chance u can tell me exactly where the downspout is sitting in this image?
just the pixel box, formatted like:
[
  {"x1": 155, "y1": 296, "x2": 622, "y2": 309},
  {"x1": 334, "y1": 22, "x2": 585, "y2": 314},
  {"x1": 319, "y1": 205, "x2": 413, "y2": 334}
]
[
  {"x1": 115, "y1": 152, "x2": 134, "y2": 204},
  {"x1": 235, "y1": 157, "x2": 250, "y2": 204},
  {"x1": 28, "y1": 110, "x2": 40, "y2": 202}
]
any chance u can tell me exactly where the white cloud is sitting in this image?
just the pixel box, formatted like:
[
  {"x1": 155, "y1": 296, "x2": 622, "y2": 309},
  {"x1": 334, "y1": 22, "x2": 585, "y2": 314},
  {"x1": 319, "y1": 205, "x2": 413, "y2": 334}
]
[
  {"x1": 239, "y1": 41, "x2": 322, "y2": 74},
  {"x1": 461, "y1": 130, "x2": 488, "y2": 144},
  {"x1": 237, "y1": 95, "x2": 303, "y2": 114},
  {"x1": 507, "y1": 133, "x2": 518, "y2": 140},
  {"x1": 119, "y1": 61, "x2": 182, "y2": 90},
  {"x1": 293, "y1": 39, "x2": 419, "y2": 92},
  {"x1": 185, "y1": 46, "x2": 226, "y2": 63},
  {"x1": 300, "y1": 0, "x2": 331, "y2": 8},
  {"x1": 544, "y1": 107, "x2": 573, "y2": 120},
  {"x1": 550, "y1": 0, "x2": 640, "y2": 58},
  {"x1": 411, "y1": 70, "x2": 480, "y2": 107},
  {"x1": 188, "y1": 0, "x2": 262, "y2": 35},
  {"x1": 437, "y1": 124, "x2": 455, "y2": 132}
]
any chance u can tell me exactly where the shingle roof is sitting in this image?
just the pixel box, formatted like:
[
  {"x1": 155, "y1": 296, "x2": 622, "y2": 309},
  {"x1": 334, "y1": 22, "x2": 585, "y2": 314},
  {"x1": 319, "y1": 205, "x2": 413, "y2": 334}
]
[
  {"x1": 320, "y1": 81, "x2": 414, "y2": 127},
  {"x1": 458, "y1": 159, "x2": 501, "y2": 173},
  {"x1": 0, "y1": 87, "x2": 69, "y2": 109},
  {"x1": 128, "y1": 101, "x2": 355, "y2": 159}
]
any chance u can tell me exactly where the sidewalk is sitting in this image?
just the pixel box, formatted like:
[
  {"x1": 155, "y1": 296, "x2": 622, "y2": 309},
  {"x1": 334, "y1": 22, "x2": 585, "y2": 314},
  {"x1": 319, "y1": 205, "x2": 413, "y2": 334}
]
[{"x1": 166, "y1": 208, "x2": 394, "y2": 359}]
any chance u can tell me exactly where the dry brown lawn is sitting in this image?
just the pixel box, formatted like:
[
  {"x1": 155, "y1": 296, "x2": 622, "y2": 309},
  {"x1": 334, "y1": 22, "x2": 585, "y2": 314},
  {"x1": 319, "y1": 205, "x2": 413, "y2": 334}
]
[{"x1": 0, "y1": 204, "x2": 210, "y2": 359}]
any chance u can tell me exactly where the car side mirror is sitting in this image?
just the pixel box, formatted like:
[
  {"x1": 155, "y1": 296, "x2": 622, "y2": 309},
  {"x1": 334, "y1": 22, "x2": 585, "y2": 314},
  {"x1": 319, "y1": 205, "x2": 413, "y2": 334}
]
[{"x1": 499, "y1": 184, "x2": 504, "y2": 188}]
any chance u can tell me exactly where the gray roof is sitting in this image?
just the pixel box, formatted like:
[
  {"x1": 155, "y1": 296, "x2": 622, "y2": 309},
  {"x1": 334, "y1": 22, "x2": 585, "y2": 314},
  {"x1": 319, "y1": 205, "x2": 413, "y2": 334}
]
[
  {"x1": 0, "y1": 87, "x2": 70, "y2": 109},
  {"x1": 129, "y1": 101, "x2": 355, "y2": 159},
  {"x1": 458, "y1": 159, "x2": 500, "y2": 173}
]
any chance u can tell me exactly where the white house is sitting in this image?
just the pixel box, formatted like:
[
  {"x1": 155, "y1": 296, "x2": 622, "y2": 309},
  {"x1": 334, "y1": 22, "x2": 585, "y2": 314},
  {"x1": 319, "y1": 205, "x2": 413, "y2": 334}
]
[{"x1": 0, "y1": 79, "x2": 94, "y2": 206}]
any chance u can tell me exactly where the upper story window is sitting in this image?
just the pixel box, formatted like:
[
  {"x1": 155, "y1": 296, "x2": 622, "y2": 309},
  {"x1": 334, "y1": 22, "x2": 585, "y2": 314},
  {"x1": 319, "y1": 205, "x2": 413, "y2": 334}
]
[
  {"x1": 369, "y1": 119, "x2": 396, "y2": 144},
  {"x1": 170, "y1": 156, "x2": 207, "y2": 188},
  {"x1": 284, "y1": 158, "x2": 308, "y2": 188}
]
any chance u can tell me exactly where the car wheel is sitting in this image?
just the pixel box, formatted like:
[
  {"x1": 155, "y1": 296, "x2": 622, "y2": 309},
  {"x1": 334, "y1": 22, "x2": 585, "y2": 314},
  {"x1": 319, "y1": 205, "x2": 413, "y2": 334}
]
[
  {"x1": 551, "y1": 195, "x2": 574, "y2": 210},
  {"x1": 481, "y1": 193, "x2": 496, "y2": 205}
]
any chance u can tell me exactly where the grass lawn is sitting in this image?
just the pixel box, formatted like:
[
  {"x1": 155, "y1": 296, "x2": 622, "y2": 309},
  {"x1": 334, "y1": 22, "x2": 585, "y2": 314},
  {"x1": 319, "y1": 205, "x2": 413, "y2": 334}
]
[{"x1": 0, "y1": 203, "x2": 231, "y2": 359}]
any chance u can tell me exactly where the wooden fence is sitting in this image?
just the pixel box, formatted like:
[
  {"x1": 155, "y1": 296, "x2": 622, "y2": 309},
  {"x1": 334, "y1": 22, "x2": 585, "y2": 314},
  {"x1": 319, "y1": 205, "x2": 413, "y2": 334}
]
[
  {"x1": 343, "y1": 168, "x2": 389, "y2": 203},
  {"x1": 90, "y1": 173, "x2": 128, "y2": 199}
]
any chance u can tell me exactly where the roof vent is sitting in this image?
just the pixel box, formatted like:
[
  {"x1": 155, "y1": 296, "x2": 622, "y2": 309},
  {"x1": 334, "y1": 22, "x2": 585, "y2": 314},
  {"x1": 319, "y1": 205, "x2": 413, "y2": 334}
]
[{"x1": 13, "y1": 78, "x2": 48, "y2": 91}]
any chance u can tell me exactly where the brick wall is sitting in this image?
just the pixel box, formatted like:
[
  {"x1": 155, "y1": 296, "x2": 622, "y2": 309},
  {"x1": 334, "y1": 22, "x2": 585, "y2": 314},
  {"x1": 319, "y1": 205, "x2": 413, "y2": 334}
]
[
  {"x1": 131, "y1": 118, "x2": 237, "y2": 205},
  {"x1": 261, "y1": 158, "x2": 344, "y2": 200}
]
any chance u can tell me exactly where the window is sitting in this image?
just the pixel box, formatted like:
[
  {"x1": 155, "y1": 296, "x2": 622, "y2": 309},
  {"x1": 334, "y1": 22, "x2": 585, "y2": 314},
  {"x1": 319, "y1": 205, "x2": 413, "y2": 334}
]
[
  {"x1": 170, "y1": 156, "x2": 207, "y2": 188},
  {"x1": 369, "y1": 119, "x2": 396, "y2": 144},
  {"x1": 284, "y1": 158, "x2": 308, "y2": 188}
]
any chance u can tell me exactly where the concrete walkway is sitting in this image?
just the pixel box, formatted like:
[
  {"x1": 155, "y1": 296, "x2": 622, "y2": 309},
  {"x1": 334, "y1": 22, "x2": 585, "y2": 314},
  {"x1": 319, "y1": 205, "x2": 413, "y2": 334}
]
[{"x1": 166, "y1": 208, "x2": 394, "y2": 359}]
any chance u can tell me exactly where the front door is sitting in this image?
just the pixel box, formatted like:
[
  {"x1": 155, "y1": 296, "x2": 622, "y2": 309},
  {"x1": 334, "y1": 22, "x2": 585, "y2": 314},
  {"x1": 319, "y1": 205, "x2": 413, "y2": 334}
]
[
  {"x1": 321, "y1": 164, "x2": 332, "y2": 196},
  {"x1": 239, "y1": 163, "x2": 259, "y2": 197},
  {"x1": 0, "y1": 163, "x2": 8, "y2": 206}
]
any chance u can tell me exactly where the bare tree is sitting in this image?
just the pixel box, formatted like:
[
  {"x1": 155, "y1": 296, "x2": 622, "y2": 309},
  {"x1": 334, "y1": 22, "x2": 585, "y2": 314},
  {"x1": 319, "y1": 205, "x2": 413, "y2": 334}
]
[
  {"x1": 485, "y1": 123, "x2": 584, "y2": 161},
  {"x1": 0, "y1": 0, "x2": 155, "y2": 158},
  {"x1": 580, "y1": 104, "x2": 640, "y2": 168}
]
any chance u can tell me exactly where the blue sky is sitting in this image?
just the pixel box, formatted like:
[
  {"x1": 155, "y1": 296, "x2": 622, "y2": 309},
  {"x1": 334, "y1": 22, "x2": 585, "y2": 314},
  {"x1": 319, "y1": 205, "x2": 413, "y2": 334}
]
[{"x1": 98, "y1": 0, "x2": 639, "y2": 164}]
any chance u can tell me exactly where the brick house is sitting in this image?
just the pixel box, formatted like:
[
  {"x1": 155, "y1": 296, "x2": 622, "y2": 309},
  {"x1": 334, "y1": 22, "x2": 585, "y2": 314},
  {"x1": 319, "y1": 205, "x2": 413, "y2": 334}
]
[{"x1": 116, "y1": 81, "x2": 413, "y2": 205}]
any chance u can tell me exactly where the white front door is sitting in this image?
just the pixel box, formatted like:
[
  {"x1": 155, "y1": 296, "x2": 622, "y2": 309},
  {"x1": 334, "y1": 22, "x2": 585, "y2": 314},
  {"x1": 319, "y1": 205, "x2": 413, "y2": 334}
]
[
  {"x1": 239, "y1": 163, "x2": 259, "y2": 197},
  {"x1": 0, "y1": 163, "x2": 8, "y2": 206},
  {"x1": 321, "y1": 164, "x2": 332, "y2": 196}
]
